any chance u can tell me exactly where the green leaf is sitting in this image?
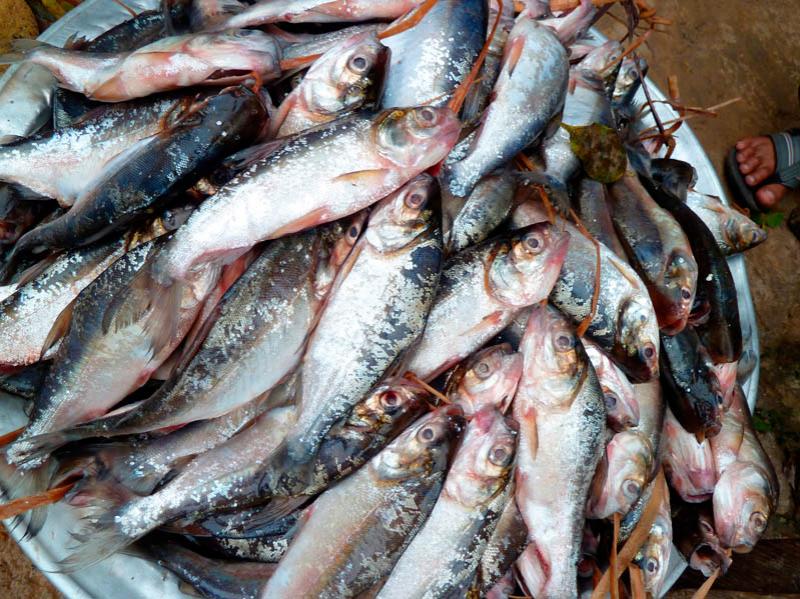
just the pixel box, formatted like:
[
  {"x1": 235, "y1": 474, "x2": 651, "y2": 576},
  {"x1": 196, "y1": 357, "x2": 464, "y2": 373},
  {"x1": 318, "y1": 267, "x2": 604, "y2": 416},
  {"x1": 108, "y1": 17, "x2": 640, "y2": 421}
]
[
  {"x1": 562, "y1": 122, "x2": 626, "y2": 184},
  {"x1": 753, "y1": 211, "x2": 784, "y2": 229}
]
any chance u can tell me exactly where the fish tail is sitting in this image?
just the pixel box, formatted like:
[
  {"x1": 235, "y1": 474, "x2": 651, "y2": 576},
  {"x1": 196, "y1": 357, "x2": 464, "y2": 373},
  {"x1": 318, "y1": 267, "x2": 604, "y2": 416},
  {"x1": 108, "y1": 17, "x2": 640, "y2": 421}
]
[
  {"x1": 0, "y1": 457, "x2": 58, "y2": 539},
  {"x1": 4, "y1": 429, "x2": 82, "y2": 469},
  {"x1": 0, "y1": 39, "x2": 54, "y2": 65},
  {"x1": 57, "y1": 510, "x2": 140, "y2": 572}
]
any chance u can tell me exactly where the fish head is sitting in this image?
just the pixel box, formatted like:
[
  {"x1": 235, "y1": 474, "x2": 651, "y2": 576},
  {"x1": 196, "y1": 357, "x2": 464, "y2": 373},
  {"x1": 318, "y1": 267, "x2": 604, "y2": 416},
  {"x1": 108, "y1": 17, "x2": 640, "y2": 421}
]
[
  {"x1": 583, "y1": 340, "x2": 639, "y2": 431},
  {"x1": 586, "y1": 430, "x2": 652, "y2": 519},
  {"x1": 656, "y1": 250, "x2": 697, "y2": 335},
  {"x1": 365, "y1": 173, "x2": 438, "y2": 253},
  {"x1": 613, "y1": 55, "x2": 646, "y2": 104},
  {"x1": 447, "y1": 343, "x2": 523, "y2": 416},
  {"x1": 637, "y1": 511, "x2": 672, "y2": 597},
  {"x1": 373, "y1": 106, "x2": 461, "y2": 170},
  {"x1": 190, "y1": 29, "x2": 280, "y2": 73},
  {"x1": 349, "y1": 376, "x2": 429, "y2": 436},
  {"x1": 689, "y1": 540, "x2": 732, "y2": 577},
  {"x1": 489, "y1": 222, "x2": 569, "y2": 307},
  {"x1": 723, "y1": 213, "x2": 767, "y2": 253},
  {"x1": 576, "y1": 40, "x2": 623, "y2": 86},
  {"x1": 376, "y1": 404, "x2": 465, "y2": 480},
  {"x1": 615, "y1": 294, "x2": 659, "y2": 382},
  {"x1": 443, "y1": 407, "x2": 518, "y2": 507},
  {"x1": 713, "y1": 462, "x2": 774, "y2": 552},
  {"x1": 710, "y1": 362, "x2": 738, "y2": 411},
  {"x1": 299, "y1": 31, "x2": 389, "y2": 117}
]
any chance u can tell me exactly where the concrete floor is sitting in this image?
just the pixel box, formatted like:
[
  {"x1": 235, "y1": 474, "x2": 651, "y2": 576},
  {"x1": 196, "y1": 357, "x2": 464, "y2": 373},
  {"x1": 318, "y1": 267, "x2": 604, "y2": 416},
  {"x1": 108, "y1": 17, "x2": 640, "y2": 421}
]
[{"x1": 2, "y1": 0, "x2": 800, "y2": 597}]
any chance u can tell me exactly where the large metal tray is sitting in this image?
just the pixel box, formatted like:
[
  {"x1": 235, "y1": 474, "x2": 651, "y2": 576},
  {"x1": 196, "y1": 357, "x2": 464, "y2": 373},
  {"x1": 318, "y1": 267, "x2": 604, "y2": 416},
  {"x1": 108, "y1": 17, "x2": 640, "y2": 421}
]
[{"x1": 0, "y1": 4, "x2": 760, "y2": 597}]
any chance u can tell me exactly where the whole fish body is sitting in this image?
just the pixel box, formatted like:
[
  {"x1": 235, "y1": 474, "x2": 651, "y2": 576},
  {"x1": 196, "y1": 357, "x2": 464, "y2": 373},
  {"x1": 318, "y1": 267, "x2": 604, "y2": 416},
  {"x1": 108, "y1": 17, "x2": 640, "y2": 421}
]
[
  {"x1": 710, "y1": 384, "x2": 778, "y2": 552},
  {"x1": 404, "y1": 222, "x2": 569, "y2": 382},
  {"x1": 512, "y1": 199, "x2": 660, "y2": 382},
  {"x1": 609, "y1": 172, "x2": 698, "y2": 335},
  {"x1": 1, "y1": 30, "x2": 282, "y2": 102},
  {"x1": 153, "y1": 107, "x2": 459, "y2": 283},
  {"x1": 380, "y1": 0, "x2": 487, "y2": 109},
  {"x1": 8, "y1": 87, "x2": 267, "y2": 262},
  {"x1": 0, "y1": 94, "x2": 190, "y2": 207},
  {"x1": 442, "y1": 17, "x2": 569, "y2": 198},
  {"x1": 583, "y1": 338, "x2": 639, "y2": 431},
  {"x1": 260, "y1": 405, "x2": 465, "y2": 598},
  {"x1": 272, "y1": 31, "x2": 389, "y2": 137},
  {"x1": 662, "y1": 406, "x2": 717, "y2": 503},
  {"x1": 514, "y1": 303, "x2": 606, "y2": 599},
  {"x1": 377, "y1": 407, "x2": 517, "y2": 598},
  {"x1": 284, "y1": 175, "x2": 442, "y2": 462},
  {"x1": 445, "y1": 342, "x2": 523, "y2": 416},
  {"x1": 685, "y1": 190, "x2": 767, "y2": 256}
]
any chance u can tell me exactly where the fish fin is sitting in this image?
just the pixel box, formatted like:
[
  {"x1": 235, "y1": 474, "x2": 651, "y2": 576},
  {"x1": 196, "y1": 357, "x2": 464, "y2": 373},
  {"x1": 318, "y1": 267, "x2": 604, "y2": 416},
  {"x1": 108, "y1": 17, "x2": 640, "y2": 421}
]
[
  {"x1": 62, "y1": 33, "x2": 90, "y2": 51},
  {"x1": 225, "y1": 138, "x2": 290, "y2": 172},
  {"x1": 40, "y1": 299, "x2": 76, "y2": 359},
  {"x1": 0, "y1": 134, "x2": 23, "y2": 145},
  {"x1": 56, "y1": 507, "x2": 139, "y2": 572},
  {"x1": 231, "y1": 496, "x2": 309, "y2": 532},
  {"x1": 332, "y1": 168, "x2": 391, "y2": 188},
  {"x1": 503, "y1": 32, "x2": 526, "y2": 78},
  {"x1": 0, "y1": 426, "x2": 25, "y2": 447},
  {"x1": 0, "y1": 479, "x2": 74, "y2": 520},
  {"x1": 0, "y1": 458, "x2": 57, "y2": 539},
  {"x1": 0, "y1": 40, "x2": 53, "y2": 64},
  {"x1": 11, "y1": 253, "x2": 60, "y2": 289},
  {"x1": 3, "y1": 430, "x2": 79, "y2": 469}
]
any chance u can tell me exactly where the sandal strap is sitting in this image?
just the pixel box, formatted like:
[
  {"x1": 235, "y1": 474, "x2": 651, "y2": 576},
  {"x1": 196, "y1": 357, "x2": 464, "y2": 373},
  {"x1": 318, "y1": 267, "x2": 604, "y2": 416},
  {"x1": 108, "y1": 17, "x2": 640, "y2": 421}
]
[{"x1": 769, "y1": 131, "x2": 800, "y2": 189}]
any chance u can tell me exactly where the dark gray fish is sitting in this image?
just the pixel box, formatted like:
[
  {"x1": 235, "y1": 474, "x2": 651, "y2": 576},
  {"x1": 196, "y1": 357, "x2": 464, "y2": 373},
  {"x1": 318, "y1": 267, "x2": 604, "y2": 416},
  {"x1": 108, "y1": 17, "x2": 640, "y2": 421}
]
[
  {"x1": 572, "y1": 177, "x2": 626, "y2": 259},
  {"x1": 0, "y1": 363, "x2": 48, "y2": 399}
]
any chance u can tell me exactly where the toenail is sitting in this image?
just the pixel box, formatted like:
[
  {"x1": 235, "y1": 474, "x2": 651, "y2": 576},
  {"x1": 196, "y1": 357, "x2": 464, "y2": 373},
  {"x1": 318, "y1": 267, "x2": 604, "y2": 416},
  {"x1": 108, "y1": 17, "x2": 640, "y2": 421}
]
[
  {"x1": 746, "y1": 176, "x2": 755, "y2": 184},
  {"x1": 764, "y1": 190, "x2": 774, "y2": 200}
]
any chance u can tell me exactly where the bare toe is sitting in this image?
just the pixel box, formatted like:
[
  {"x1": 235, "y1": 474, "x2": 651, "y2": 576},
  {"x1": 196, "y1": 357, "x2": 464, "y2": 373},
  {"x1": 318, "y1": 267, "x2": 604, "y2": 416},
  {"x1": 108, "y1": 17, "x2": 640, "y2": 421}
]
[
  {"x1": 756, "y1": 183, "x2": 787, "y2": 209},
  {"x1": 746, "y1": 165, "x2": 773, "y2": 186}
]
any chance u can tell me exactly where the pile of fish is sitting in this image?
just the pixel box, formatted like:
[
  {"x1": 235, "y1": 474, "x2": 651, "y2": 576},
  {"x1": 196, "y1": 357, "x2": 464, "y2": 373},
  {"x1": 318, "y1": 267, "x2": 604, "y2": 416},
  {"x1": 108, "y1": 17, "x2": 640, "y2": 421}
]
[{"x1": 0, "y1": 0, "x2": 777, "y2": 597}]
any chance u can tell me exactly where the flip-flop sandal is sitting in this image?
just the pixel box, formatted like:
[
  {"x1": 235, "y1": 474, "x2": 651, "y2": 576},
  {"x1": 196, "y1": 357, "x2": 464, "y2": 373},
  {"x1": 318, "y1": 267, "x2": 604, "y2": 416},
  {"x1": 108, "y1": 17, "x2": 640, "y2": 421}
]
[{"x1": 725, "y1": 129, "x2": 800, "y2": 214}]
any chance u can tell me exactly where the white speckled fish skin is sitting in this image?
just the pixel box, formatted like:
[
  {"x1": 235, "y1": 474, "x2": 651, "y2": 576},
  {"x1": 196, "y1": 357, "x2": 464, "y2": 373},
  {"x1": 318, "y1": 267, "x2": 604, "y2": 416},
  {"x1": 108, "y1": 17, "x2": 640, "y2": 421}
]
[
  {"x1": 377, "y1": 408, "x2": 516, "y2": 599},
  {"x1": 224, "y1": 0, "x2": 420, "y2": 29},
  {"x1": 511, "y1": 200, "x2": 660, "y2": 383},
  {"x1": 381, "y1": 0, "x2": 486, "y2": 109},
  {"x1": 0, "y1": 238, "x2": 123, "y2": 371},
  {"x1": 585, "y1": 429, "x2": 653, "y2": 519},
  {"x1": 274, "y1": 31, "x2": 388, "y2": 137},
  {"x1": 6, "y1": 238, "x2": 220, "y2": 469},
  {"x1": 710, "y1": 384, "x2": 777, "y2": 552},
  {"x1": 539, "y1": 41, "x2": 621, "y2": 186},
  {"x1": 685, "y1": 190, "x2": 767, "y2": 256},
  {"x1": 662, "y1": 406, "x2": 716, "y2": 503},
  {"x1": 446, "y1": 343, "x2": 523, "y2": 417},
  {"x1": 442, "y1": 17, "x2": 568, "y2": 197},
  {"x1": 260, "y1": 405, "x2": 464, "y2": 599},
  {"x1": 404, "y1": 222, "x2": 569, "y2": 382},
  {"x1": 513, "y1": 303, "x2": 606, "y2": 599},
  {"x1": 286, "y1": 175, "x2": 442, "y2": 462},
  {"x1": 582, "y1": 338, "x2": 639, "y2": 431},
  {"x1": 155, "y1": 107, "x2": 459, "y2": 283},
  {"x1": 609, "y1": 172, "x2": 698, "y2": 335},
  {"x1": 634, "y1": 474, "x2": 672, "y2": 597},
  {"x1": 12, "y1": 31, "x2": 282, "y2": 102},
  {"x1": 0, "y1": 95, "x2": 179, "y2": 207},
  {"x1": 446, "y1": 169, "x2": 516, "y2": 255}
]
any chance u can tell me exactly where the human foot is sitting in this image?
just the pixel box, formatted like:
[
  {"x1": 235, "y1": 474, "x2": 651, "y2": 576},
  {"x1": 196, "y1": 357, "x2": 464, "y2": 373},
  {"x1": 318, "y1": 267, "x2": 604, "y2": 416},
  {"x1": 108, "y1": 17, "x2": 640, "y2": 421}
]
[{"x1": 735, "y1": 136, "x2": 787, "y2": 209}]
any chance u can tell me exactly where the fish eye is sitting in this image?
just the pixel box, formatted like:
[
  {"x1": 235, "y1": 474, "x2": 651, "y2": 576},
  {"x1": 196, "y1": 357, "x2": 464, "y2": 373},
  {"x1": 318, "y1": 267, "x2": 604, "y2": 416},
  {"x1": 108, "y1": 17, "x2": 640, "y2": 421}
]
[
  {"x1": 405, "y1": 191, "x2": 426, "y2": 209},
  {"x1": 418, "y1": 426, "x2": 436, "y2": 442},
  {"x1": 681, "y1": 287, "x2": 692, "y2": 300},
  {"x1": 474, "y1": 361, "x2": 493, "y2": 379},
  {"x1": 417, "y1": 107, "x2": 437, "y2": 124},
  {"x1": 623, "y1": 479, "x2": 641, "y2": 498},
  {"x1": 348, "y1": 225, "x2": 360, "y2": 239},
  {"x1": 349, "y1": 54, "x2": 370, "y2": 73},
  {"x1": 555, "y1": 333, "x2": 576, "y2": 351},
  {"x1": 604, "y1": 392, "x2": 618, "y2": 409},
  {"x1": 522, "y1": 232, "x2": 545, "y2": 254},
  {"x1": 489, "y1": 445, "x2": 512, "y2": 467},
  {"x1": 645, "y1": 557, "x2": 659, "y2": 574},
  {"x1": 381, "y1": 390, "x2": 400, "y2": 408},
  {"x1": 750, "y1": 511, "x2": 767, "y2": 532},
  {"x1": 235, "y1": 29, "x2": 257, "y2": 37},
  {"x1": 642, "y1": 344, "x2": 656, "y2": 360},
  {"x1": 715, "y1": 392, "x2": 725, "y2": 408}
]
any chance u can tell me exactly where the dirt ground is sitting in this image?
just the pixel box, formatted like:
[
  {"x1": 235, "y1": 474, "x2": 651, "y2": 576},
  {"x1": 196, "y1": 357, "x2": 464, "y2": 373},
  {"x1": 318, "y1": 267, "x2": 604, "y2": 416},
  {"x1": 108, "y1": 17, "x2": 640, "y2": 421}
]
[{"x1": 2, "y1": 0, "x2": 800, "y2": 597}]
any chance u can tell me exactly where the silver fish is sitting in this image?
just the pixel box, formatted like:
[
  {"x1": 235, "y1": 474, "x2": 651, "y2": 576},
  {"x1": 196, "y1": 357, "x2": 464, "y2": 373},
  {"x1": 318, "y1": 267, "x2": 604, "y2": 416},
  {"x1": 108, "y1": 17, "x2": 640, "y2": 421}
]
[
  {"x1": 662, "y1": 406, "x2": 716, "y2": 503},
  {"x1": 445, "y1": 342, "x2": 523, "y2": 417},
  {"x1": 634, "y1": 473, "x2": 673, "y2": 597},
  {"x1": 686, "y1": 190, "x2": 767, "y2": 255},
  {"x1": 583, "y1": 338, "x2": 639, "y2": 431}
]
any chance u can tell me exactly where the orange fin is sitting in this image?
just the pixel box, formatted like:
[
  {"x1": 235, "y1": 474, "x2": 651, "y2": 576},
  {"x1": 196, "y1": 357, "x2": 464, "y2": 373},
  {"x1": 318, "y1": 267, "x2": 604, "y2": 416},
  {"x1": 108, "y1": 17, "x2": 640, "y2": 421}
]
[
  {"x1": 332, "y1": 168, "x2": 390, "y2": 187},
  {"x1": 40, "y1": 299, "x2": 75, "y2": 359},
  {"x1": 0, "y1": 426, "x2": 25, "y2": 446},
  {"x1": 0, "y1": 480, "x2": 75, "y2": 520}
]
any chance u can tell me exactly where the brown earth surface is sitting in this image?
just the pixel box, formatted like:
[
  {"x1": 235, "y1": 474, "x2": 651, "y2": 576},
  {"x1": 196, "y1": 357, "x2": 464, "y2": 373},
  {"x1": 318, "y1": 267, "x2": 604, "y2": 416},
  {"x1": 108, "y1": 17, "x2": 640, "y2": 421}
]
[{"x1": 2, "y1": 0, "x2": 800, "y2": 597}]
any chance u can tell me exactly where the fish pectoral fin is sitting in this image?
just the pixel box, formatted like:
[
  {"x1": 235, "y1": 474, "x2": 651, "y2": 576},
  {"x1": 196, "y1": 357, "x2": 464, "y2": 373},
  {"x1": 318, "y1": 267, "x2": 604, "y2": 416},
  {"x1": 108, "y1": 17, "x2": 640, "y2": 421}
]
[
  {"x1": 0, "y1": 134, "x2": 23, "y2": 145},
  {"x1": 502, "y1": 32, "x2": 526, "y2": 78},
  {"x1": 227, "y1": 138, "x2": 290, "y2": 172},
  {"x1": 40, "y1": 298, "x2": 76, "y2": 359},
  {"x1": 332, "y1": 168, "x2": 392, "y2": 189}
]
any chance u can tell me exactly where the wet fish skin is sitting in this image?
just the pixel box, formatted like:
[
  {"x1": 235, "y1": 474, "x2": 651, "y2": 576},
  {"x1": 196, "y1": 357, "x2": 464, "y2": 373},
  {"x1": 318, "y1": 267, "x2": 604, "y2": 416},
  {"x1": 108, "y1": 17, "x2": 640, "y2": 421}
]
[
  {"x1": 573, "y1": 178, "x2": 626, "y2": 260},
  {"x1": 442, "y1": 17, "x2": 569, "y2": 197},
  {"x1": 381, "y1": 0, "x2": 487, "y2": 109},
  {"x1": 404, "y1": 221, "x2": 569, "y2": 382},
  {"x1": 0, "y1": 363, "x2": 48, "y2": 399},
  {"x1": 610, "y1": 172, "x2": 698, "y2": 335},
  {"x1": 285, "y1": 174, "x2": 442, "y2": 462},
  {"x1": 634, "y1": 473, "x2": 672, "y2": 598},
  {"x1": 586, "y1": 429, "x2": 653, "y2": 519},
  {"x1": 273, "y1": 31, "x2": 389, "y2": 137},
  {"x1": 711, "y1": 384, "x2": 778, "y2": 553},
  {"x1": 0, "y1": 94, "x2": 191, "y2": 207},
  {"x1": 673, "y1": 502, "x2": 732, "y2": 577},
  {"x1": 377, "y1": 407, "x2": 517, "y2": 598},
  {"x1": 685, "y1": 190, "x2": 767, "y2": 255},
  {"x1": 155, "y1": 106, "x2": 459, "y2": 283},
  {"x1": 512, "y1": 199, "x2": 660, "y2": 382},
  {"x1": 583, "y1": 338, "x2": 639, "y2": 431},
  {"x1": 514, "y1": 303, "x2": 606, "y2": 599},
  {"x1": 445, "y1": 343, "x2": 523, "y2": 417},
  {"x1": 662, "y1": 406, "x2": 716, "y2": 503},
  {"x1": 641, "y1": 176, "x2": 742, "y2": 363},
  {"x1": 660, "y1": 327, "x2": 724, "y2": 439},
  {"x1": 446, "y1": 169, "x2": 516, "y2": 256},
  {"x1": 4, "y1": 30, "x2": 282, "y2": 102},
  {"x1": 9, "y1": 87, "x2": 267, "y2": 260},
  {"x1": 260, "y1": 405, "x2": 465, "y2": 598}
]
